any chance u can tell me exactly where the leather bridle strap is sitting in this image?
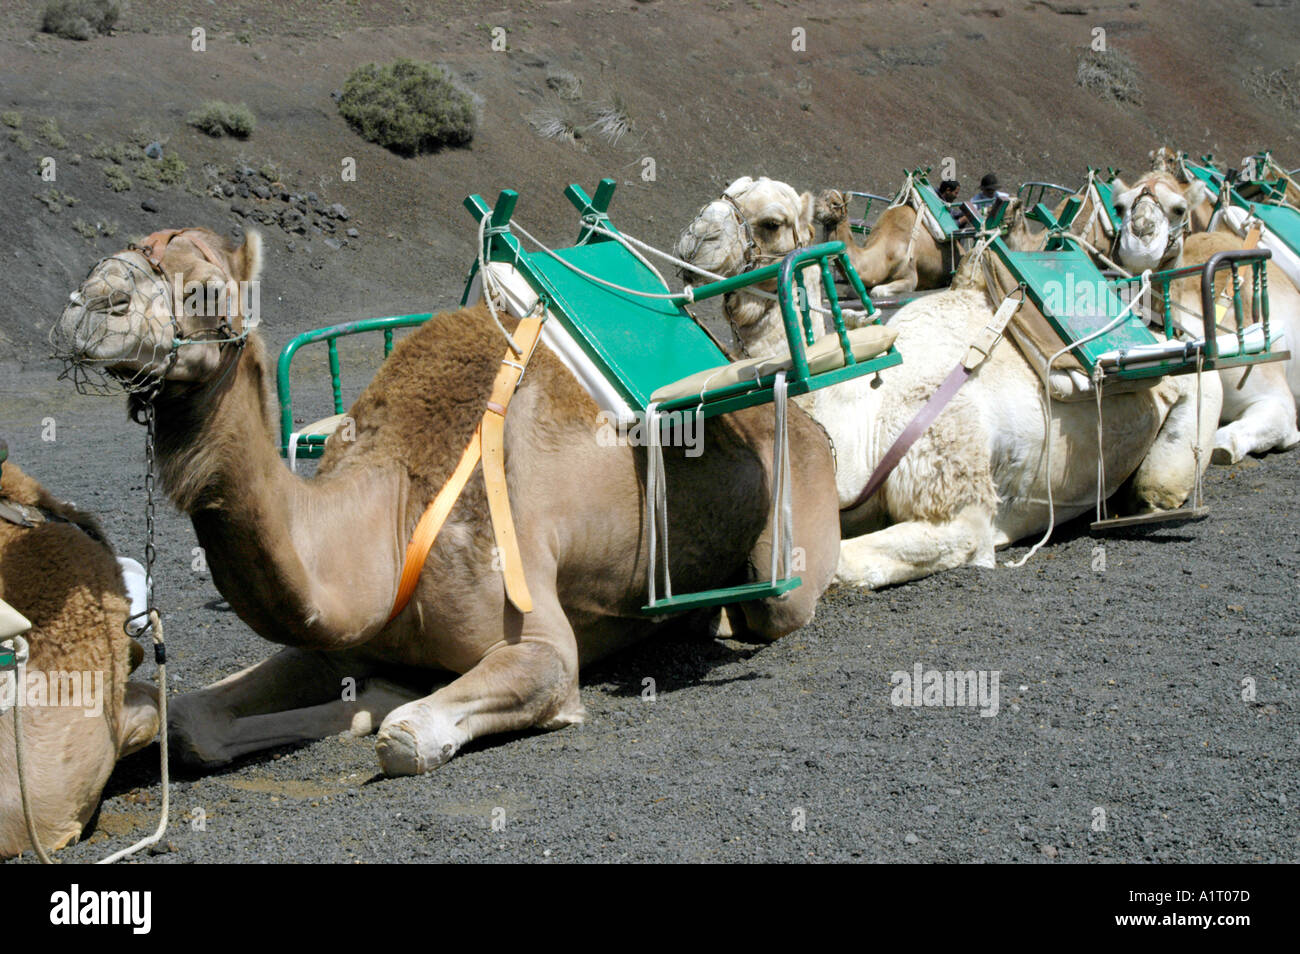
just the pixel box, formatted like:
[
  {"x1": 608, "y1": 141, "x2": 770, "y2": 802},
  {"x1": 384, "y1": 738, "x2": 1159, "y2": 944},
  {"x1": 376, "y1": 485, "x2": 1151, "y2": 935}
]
[
  {"x1": 842, "y1": 293, "x2": 1022, "y2": 513},
  {"x1": 387, "y1": 315, "x2": 545, "y2": 622}
]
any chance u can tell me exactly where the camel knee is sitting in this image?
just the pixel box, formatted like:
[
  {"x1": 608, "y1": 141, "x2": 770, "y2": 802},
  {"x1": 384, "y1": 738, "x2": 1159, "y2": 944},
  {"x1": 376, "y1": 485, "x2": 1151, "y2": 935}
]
[{"x1": 834, "y1": 505, "x2": 993, "y2": 590}]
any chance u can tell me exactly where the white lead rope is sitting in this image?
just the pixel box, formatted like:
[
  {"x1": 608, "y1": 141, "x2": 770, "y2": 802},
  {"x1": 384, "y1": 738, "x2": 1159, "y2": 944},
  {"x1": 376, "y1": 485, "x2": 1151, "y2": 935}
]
[
  {"x1": 1005, "y1": 270, "x2": 1153, "y2": 569},
  {"x1": 768, "y1": 373, "x2": 793, "y2": 584}
]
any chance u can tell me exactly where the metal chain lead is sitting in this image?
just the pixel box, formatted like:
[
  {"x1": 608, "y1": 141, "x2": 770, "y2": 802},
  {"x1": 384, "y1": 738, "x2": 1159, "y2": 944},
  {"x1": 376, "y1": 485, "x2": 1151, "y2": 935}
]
[{"x1": 144, "y1": 399, "x2": 157, "y2": 629}]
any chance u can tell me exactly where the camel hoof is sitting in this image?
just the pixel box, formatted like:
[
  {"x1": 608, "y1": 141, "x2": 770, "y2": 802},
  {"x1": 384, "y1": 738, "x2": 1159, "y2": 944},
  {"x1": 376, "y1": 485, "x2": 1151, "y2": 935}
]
[
  {"x1": 1210, "y1": 444, "x2": 1239, "y2": 466},
  {"x1": 375, "y1": 721, "x2": 456, "y2": 777}
]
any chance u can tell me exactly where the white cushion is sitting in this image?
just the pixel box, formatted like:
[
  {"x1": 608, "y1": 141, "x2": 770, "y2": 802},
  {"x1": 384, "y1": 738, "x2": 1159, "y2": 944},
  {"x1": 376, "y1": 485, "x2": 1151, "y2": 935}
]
[{"x1": 651, "y1": 324, "x2": 898, "y2": 404}]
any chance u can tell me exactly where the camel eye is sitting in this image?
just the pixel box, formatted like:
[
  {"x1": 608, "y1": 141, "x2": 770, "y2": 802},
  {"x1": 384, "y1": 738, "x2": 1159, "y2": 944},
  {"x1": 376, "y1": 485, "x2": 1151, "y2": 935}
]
[{"x1": 1171, "y1": 202, "x2": 1187, "y2": 217}]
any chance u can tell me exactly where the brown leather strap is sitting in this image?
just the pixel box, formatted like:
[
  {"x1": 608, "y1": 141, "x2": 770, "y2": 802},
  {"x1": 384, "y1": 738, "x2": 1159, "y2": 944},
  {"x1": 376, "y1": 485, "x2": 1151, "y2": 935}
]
[
  {"x1": 387, "y1": 316, "x2": 545, "y2": 622},
  {"x1": 842, "y1": 363, "x2": 971, "y2": 513}
]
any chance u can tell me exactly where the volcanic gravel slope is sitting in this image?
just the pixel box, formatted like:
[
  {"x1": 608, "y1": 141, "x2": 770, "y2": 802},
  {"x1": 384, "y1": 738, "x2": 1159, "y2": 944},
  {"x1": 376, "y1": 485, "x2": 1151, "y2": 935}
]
[{"x1": 1, "y1": 0, "x2": 1298, "y2": 862}]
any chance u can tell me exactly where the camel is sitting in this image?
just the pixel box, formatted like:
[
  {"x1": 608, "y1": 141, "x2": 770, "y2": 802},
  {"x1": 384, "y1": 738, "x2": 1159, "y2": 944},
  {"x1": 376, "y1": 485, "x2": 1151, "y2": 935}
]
[
  {"x1": 1105, "y1": 169, "x2": 1300, "y2": 463},
  {"x1": 52, "y1": 227, "x2": 842, "y2": 777},
  {"x1": 813, "y1": 189, "x2": 950, "y2": 297},
  {"x1": 676, "y1": 177, "x2": 1222, "y2": 590},
  {"x1": 1149, "y1": 146, "x2": 1216, "y2": 231},
  {"x1": 0, "y1": 444, "x2": 159, "y2": 859}
]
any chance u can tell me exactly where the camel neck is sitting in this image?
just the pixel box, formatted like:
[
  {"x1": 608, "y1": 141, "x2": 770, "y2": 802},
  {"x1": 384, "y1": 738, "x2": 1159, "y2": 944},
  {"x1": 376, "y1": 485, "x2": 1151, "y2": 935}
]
[{"x1": 145, "y1": 337, "x2": 403, "y2": 649}]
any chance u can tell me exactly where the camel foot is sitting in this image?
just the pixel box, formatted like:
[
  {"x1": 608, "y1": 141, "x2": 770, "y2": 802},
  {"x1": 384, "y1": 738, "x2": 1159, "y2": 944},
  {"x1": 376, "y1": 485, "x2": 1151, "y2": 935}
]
[
  {"x1": 375, "y1": 701, "x2": 468, "y2": 777},
  {"x1": 1211, "y1": 443, "x2": 1240, "y2": 466}
]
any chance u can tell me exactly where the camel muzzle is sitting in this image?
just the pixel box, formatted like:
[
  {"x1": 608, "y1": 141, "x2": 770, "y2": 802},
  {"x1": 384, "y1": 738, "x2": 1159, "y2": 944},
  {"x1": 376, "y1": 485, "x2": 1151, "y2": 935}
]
[{"x1": 50, "y1": 254, "x2": 179, "y2": 396}]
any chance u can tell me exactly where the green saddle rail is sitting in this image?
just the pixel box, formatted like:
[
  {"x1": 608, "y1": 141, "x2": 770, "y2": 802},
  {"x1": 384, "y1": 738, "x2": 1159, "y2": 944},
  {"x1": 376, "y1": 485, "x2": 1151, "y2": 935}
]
[
  {"x1": 983, "y1": 197, "x2": 1286, "y2": 380},
  {"x1": 1184, "y1": 153, "x2": 1300, "y2": 259},
  {"x1": 277, "y1": 312, "x2": 432, "y2": 459}
]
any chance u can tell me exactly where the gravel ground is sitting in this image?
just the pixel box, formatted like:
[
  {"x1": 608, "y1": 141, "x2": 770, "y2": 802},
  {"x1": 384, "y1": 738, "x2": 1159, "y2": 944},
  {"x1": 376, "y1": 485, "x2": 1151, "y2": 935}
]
[{"x1": 2, "y1": 354, "x2": 1295, "y2": 864}]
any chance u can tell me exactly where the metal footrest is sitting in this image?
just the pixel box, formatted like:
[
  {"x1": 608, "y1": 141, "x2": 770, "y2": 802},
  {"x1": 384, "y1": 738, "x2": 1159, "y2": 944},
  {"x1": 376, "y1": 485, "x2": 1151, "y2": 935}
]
[
  {"x1": 1091, "y1": 506, "x2": 1209, "y2": 532},
  {"x1": 641, "y1": 577, "x2": 801, "y2": 615}
]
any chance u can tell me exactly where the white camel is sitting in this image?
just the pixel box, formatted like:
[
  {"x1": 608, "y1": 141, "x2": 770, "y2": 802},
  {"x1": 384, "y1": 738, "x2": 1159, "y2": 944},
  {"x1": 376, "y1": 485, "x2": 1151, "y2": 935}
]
[
  {"x1": 676, "y1": 177, "x2": 1222, "y2": 590},
  {"x1": 1106, "y1": 169, "x2": 1300, "y2": 462}
]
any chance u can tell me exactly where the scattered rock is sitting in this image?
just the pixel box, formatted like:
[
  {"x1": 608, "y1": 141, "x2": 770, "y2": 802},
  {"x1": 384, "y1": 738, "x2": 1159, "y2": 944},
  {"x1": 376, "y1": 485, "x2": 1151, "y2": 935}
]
[
  {"x1": 328, "y1": 203, "x2": 349, "y2": 221},
  {"x1": 1040, "y1": 844, "x2": 1059, "y2": 859},
  {"x1": 144, "y1": 141, "x2": 163, "y2": 159},
  {"x1": 345, "y1": 227, "x2": 358, "y2": 238},
  {"x1": 252, "y1": 183, "x2": 272, "y2": 200},
  {"x1": 904, "y1": 833, "x2": 919, "y2": 844},
  {"x1": 324, "y1": 237, "x2": 342, "y2": 251},
  {"x1": 221, "y1": 183, "x2": 235, "y2": 197},
  {"x1": 141, "y1": 198, "x2": 158, "y2": 213}
]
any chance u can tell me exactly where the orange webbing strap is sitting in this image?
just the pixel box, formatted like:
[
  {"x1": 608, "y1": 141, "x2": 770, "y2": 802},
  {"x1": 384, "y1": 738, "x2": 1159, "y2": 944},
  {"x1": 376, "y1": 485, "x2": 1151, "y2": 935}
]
[
  {"x1": 387, "y1": 315, "x2": 545, "y2": 622},
  {"x1": 1213, "y1": 227, "x2": 1261, "y2": 325}
]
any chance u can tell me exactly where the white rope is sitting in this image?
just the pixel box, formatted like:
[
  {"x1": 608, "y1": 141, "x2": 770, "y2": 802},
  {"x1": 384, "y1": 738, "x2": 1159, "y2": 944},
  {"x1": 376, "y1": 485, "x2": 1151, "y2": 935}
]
[
  {"x1": 513, "y1": 218, "x2": 863, "y2": 321},
  {"x1": 768, "y1": 373, "x2": 793, "y2": 584},
  {"x1": 97, "y1": 608, "x2": 169, "y2": 864},
  {"x1": 1005, "y1": 270, "x2": 1153, "y2": 568},
  {"x1": 477, "y1": 214, "x2": 523, "y2": 356},
  {"x1": 8, "y1": 635, "x2": 53, "y2": 864},
  {"x1": 644, "y1": 403, "x2": 671, "y2": 605}
]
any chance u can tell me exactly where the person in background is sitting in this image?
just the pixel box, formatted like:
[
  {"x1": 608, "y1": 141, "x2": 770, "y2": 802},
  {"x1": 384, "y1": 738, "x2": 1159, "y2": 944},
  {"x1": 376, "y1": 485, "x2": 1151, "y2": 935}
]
[
  {"x1": 970, "y1": 173, "x2": 1010, "y2": 212},
  {"x1": 937, "y1": 179, "x2": 960, "y2": 203}
]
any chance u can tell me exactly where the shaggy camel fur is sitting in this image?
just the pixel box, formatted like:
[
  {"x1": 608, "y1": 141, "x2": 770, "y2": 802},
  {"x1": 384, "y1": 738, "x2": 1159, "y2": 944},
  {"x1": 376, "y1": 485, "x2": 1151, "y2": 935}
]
[
  {"x1": 0, "y1": 459, "x2": 158, "y2": 859},
  {"x1": 678, "y1": 177, "x2": 1221, "y2": 590},
  {"x1": 54, "y1": 228, "x2": 841, "y2": 777},
  {"x1": 813, "y1": 189, "x2": 949, "y2": 297}
]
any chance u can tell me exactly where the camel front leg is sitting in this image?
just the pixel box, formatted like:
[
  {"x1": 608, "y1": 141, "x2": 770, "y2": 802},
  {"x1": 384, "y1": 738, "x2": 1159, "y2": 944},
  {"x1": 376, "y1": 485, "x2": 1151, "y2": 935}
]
[
  {"x1": 1211, "y1": 394, "x2": 1300, "y2": 464},
  {"x1": 869, "y1": 271, "x2": 919, "y2": 299},
  {"x1": 833, "y1": 504, "x2": 995, "y2": 590},
  {"x1": 375, "y1": 603, "x2": 583, "y2": 776},
  {"x1": 169, "y1": 647, "x2": 416, "y2": 767}
]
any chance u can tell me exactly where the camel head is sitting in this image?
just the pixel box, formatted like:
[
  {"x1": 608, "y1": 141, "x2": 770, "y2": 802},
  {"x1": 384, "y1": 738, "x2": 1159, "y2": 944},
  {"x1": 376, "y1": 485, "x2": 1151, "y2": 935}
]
[
  {"x1": 1111, "y1": 171, "x2": 1207, "y2": 272},
  {"x1": 53, "y1": 228, "x2": 263, "y2": 394},
  {"x1": 813, "y1": 189, "x2": 849, "y2": 228},
  {"x1": 1149, "y1": 145, "x2": 1183, "y2": 179},
  {"x1": 674, "y1": 176, "x2": 816, "y2": 281}
]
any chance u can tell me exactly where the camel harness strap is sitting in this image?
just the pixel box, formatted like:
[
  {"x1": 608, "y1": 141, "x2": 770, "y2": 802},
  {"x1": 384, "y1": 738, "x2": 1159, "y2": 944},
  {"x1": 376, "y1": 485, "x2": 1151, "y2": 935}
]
[{"x1": 387, "y1": 315, "x2": 545, "y2": 621}]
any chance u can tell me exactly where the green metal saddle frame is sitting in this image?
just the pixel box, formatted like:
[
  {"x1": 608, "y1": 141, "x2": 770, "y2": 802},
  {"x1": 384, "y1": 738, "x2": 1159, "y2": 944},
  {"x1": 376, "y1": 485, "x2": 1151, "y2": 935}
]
[
  {"x1": 981, "y1": 195, "x2": 1285, "y2": 381},
  {"x1": 461, "y1": 178, "x2": 901, "y2": 613},
  {"x1": 1183, "y1": 153, "x2": 1300, "y2": 261}
]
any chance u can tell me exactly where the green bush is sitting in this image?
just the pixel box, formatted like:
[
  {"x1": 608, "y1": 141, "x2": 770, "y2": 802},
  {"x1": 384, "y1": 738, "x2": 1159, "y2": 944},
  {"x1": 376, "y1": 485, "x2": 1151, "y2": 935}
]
[
  {"x1": 1076, "y1": 49, "x2": 1142, "y2": 106},
  {"x1": 338, "y1": 59, "x2": 476, "y2": 155},
  {"x1": 187, "y1": 101, "x2": 255, "y2": 139},
  {"x1": 41, "y1": 0, "x2": 125, "y2": 41},
  {"x1": 102, "y1": 165, "x2": 131, "y2": 191}
]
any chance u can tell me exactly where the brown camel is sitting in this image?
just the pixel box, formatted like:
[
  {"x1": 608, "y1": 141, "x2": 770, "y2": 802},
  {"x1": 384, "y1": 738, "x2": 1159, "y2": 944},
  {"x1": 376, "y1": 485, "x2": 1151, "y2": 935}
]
[
  {"x1": 1, "y1": 449, "x2": 159, "y2": 859},
  {"x1": 52, "y1": 228, "x2": 842, "y2": 777},
  {"x1": 813, "y1": 189, "x2": 950, "y2": 297}
]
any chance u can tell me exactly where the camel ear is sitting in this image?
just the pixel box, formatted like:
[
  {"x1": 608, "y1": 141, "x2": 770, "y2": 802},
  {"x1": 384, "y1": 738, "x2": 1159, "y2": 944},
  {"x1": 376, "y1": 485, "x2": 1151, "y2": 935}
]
[
  {"x1": 723, "y1": 176, "x2": 754, "y2": 198},
  {"x1": 798, "y1": 191, "x2": 816, "y2": 245},
  {"x1": 235, "y1": 229, "x2": 263, "y2": 285},
  {"x1": 1112, "y1": 179, "x2": 1136, "y2": 213}
]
